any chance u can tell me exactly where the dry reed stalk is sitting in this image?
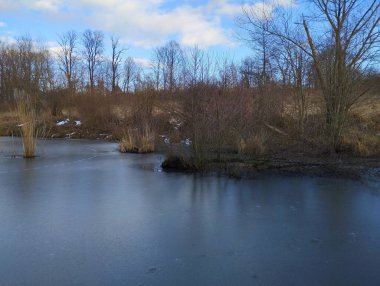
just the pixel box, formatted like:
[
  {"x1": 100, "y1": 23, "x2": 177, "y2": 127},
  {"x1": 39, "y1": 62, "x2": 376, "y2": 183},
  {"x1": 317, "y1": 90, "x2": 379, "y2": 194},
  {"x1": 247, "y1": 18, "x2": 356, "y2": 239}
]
[
  {"x1": 119, "y1": 125, "x2": 155, "y2": 153},
  {"x1": 14, "y1": 90, "x2": 38, "y2": 158},
  {"x1": 238, "y1": 133, "x2": 267, "y2": 156},
  {"x1": 139, "y1": 125, "x2": 155, "y2": 153}
]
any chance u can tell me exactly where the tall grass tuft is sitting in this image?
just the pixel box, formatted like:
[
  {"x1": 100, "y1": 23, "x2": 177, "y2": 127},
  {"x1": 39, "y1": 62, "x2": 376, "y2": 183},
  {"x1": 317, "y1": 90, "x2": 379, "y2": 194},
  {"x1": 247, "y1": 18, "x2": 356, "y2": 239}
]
[
  {"x1": 238, "y1": 133, "x2": 267, "y2": 157},
  {"x1": 119, "y1": 124, "x2": 155, "y2": 154},
  {"x1": 14, "y1": 90, "x2": 38, "y2": 158}
]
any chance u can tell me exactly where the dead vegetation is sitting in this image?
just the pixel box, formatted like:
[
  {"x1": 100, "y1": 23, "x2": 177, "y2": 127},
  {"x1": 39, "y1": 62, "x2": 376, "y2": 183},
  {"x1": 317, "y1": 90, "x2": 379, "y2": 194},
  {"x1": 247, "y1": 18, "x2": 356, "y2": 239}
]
[
  {"x1": 119, "y1": 125, "x2": 155, "y2": 154},
  {"x1": 0, "y1": 4, "x2": 378, "y2": 170},
  {"x1": 14, "y1": 90, "x2": 39, "y2": 158}
]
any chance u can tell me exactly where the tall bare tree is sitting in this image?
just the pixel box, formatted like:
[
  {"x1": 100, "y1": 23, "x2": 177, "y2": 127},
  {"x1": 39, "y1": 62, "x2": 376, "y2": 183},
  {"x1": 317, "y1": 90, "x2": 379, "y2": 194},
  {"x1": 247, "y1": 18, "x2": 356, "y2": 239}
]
[
  {"x1": 123, "y1": 57, "x2": 139, "y2": 93},
  {"x1": 82, "y1": 30, "x2": 104, "y2": 91},
  {"x1": 239, "y1": 0, "x2": 380, "y2": 151},
  {"x1": 237, "y1": 1, "x2": 276, "y2": 88},
  {"x1": 303, "y1": 0, "x2": 379, "y2": 150},
  {"x1": 153, "y1": 41, "x2": 183, "y2": 92},
  {"x1": 110, "y1": 36, "x2": 125, "y2": 93},
  {"x1": 57, "y1": 30, "x2": 78, "y2": 93}
]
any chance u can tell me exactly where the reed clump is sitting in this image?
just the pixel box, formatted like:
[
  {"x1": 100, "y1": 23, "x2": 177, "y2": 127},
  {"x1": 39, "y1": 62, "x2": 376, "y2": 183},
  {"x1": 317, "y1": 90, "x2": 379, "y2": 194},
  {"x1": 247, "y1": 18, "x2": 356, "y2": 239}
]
[
  {"x1": 119, "y1": 125, "x2": 155, "y2": 153},
  {"x1": 14, "y1": 90, "x2": 38, "y2": 158},
  {"x1": 238, "y1": 133, "x2": 267, "y2": 156}
]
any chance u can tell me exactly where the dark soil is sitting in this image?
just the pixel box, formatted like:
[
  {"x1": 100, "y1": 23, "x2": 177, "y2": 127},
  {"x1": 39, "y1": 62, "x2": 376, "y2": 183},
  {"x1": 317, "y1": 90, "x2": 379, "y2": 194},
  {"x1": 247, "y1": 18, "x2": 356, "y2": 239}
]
[{"x1": 162, "y1": 151, "x2": 380, "y2": 180}]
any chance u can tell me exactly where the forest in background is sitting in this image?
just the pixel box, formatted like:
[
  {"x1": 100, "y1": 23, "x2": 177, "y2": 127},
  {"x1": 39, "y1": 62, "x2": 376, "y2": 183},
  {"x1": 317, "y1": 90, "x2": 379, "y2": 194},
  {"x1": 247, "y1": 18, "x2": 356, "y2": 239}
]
[{"x1": 0, "y1": 0, "x2": 379, "y2": 169}]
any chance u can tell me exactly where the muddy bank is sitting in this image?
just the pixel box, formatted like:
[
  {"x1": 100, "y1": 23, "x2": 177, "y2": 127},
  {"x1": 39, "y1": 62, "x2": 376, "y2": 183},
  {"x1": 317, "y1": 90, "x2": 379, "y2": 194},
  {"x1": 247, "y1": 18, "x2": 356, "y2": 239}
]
[{"x1": 161, "y1": 153, "x2": 380, "y2": 180}]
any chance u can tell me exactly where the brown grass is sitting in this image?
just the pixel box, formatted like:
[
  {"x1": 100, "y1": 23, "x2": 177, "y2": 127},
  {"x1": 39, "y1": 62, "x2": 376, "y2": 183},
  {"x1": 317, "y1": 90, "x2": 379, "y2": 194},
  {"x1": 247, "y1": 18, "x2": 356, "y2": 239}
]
[
  {"x1": 119, "y1": 125, "x2": 155, "y2": 153},
  {"x1": 238, "y1": 133, "x2": 267, "y2": 156},
  {"x1": 14, "y1": 90, "x2": 38, "y2": 158},
  {"x1": 341, "y1": 132, "x2": 380, "y2": 156}
]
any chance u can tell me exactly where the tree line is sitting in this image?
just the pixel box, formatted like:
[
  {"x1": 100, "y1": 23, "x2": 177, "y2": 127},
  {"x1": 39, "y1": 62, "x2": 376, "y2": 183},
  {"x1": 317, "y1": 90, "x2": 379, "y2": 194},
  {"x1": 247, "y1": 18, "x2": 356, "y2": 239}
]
[{"x1": 0, "y1": 0, "x2": 378, "y2": 154}]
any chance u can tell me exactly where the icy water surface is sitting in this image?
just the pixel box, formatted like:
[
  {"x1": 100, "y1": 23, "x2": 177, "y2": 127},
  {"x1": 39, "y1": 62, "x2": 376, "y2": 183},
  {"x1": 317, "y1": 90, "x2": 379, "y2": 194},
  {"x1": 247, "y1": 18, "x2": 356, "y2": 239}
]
[{"x1": 0, "y1": 137, "x2": 379, "y2": 286}]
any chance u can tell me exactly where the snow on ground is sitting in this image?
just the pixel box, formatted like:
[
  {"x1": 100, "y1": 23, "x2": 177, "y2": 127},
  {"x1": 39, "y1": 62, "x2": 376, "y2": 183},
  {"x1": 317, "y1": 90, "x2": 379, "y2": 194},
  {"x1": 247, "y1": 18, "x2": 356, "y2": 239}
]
[
  {"x1": 181, "y1": 138, "x2": 192, "y2": 146},
  {"x1": 56, "y1": 119, "x2": 82, "y2": 126},
  {"x1": 56, "y1": 119, "x2": 70, "y2": 126},
  {"x1": 159, "y1": 134, "x2": 171, "y2": 145}
]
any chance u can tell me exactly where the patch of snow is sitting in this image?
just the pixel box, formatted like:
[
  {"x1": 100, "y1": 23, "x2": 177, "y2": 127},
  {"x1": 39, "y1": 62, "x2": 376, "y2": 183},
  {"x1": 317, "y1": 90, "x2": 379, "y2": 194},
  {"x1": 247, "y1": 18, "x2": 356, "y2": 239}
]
[
  {"x1": 65, "y1": 132, "x2": 76, "y2": 139},
  {"x1": 17, "y1": 122, "x2": 29, "y2": 127},
  {"x1": 75, "y1": 120, "x2": 81, "y2": 126},
  {"x1": 181, "y1": 138, "x2": 192, "y2": 146},
  {"x1": 164, "y1": 137, "x2": 170, "y2": 145},
  {"x1": 57, "y1": 118, "x2": 70, "y2": 126}
]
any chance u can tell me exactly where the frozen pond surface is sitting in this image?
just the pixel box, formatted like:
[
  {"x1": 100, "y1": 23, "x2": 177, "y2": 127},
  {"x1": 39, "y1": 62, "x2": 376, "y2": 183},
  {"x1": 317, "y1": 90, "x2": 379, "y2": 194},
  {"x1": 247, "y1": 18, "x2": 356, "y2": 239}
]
[{"x1": 0, "y1": 137, "x2": 380, "y2": 286}]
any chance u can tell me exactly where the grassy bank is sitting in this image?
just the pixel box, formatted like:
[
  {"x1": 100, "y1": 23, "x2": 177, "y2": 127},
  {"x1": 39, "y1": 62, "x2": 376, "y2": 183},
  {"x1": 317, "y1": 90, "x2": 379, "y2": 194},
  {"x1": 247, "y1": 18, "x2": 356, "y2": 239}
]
[{"x1": 0, "y1": 87, "x2": 379, "y2": 179}]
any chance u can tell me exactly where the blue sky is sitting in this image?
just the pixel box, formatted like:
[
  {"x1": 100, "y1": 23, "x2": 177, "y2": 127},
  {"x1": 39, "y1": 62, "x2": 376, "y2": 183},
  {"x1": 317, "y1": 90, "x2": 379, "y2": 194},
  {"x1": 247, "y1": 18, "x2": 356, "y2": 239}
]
[{"x1": 0, "y1": 0, "x2": 295, "y2": 66}]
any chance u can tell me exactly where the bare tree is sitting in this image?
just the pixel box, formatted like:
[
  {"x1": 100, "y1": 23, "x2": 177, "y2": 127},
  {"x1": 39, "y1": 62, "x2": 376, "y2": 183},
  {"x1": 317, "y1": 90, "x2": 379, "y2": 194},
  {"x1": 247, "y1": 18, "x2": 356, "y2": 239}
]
[
  {"x1": 153, "y1": 41, "x2": 183, "y2": 92},
  {"x1": 185, "y1": 45, "x2": 203, "y2": 86},
  {"x1": 282, "y1": 40, "x2": 310, "y2": 135},
  {"x1": 239, "y1": 0, "x2": 380, "y2": 151},
  {"x1": 218, "y1": 56, "x2": 239, "y2": 89},
  {"x1": 110, "y1": 36, "x2": 125, "y2": 93},
  {"x1": 82, "y1": 30, "x2": 104, "y2": 91},
  {"x1": 123, "y1": 57, "x2": 139, "y2": 93},
  {"x1": 151, "y1": 48, "x2": 162, "y2": 91},
  {"x1": 240, "y1": 57, "x2": 256, "y2": 88},
  {"x1": 302, "y1": 0, "x2": 379, "y2": 150},
  {"x1": 237, "y1": 2, "x2": 277, "y2": 88},
  {"x1": 57, "y1": 30, "x2": 78, "y2": 93}
]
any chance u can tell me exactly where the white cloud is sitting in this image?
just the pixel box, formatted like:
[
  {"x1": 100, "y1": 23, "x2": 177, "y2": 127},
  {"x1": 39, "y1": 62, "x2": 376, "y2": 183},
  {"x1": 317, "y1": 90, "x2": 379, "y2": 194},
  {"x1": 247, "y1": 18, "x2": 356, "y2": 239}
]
[
  {"x1": 0, "y1": 0, "x2": 61, "y2": 11},
  {"x1": 0, "y1": 0, "x2": 294, "y2": 49},
  {"x1": 134, "y1": 58, "x2": 152, "y2": 68},
  {"x1": 215, "y1": 0, "x2": 296, "y2": 19},
  {"x1": 0, "y1": 21, "x2": 5, "y2": 28},
  {"x1": 44, "y1": 41, "x2": 61, "y2": 58},
  {"x1": 80, "y1": 0, "x2": 234, "y2": 48},
  {"x1": 28, "y1": 0, "x2": 61, "y2": 12},
  {"x1": 0, "y1": 0, "x2": 234, "y2": 48},
  {"x1": 0, "y1": 35, "x2": 16, "y2": 44}
]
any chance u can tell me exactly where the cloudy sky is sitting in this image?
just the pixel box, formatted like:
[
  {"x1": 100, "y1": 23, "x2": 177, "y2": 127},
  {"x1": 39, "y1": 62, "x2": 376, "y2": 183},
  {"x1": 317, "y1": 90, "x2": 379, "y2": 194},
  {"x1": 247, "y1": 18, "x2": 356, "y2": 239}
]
[{"x1": 0, "y1": 0, "x2": 295, "y2": 64}]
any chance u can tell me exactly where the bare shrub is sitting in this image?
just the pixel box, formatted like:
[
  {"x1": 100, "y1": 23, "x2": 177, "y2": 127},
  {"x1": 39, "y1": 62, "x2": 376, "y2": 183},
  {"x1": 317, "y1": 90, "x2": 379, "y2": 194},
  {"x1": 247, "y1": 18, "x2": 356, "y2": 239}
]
[{"x1": 73, "y1": 92, "x2": 117, "y2": 132}]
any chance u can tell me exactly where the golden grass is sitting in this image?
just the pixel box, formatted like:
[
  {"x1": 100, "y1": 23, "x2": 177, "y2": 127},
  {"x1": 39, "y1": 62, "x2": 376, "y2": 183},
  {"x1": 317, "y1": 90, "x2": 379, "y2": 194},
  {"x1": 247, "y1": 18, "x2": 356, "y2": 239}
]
[
  {"x1": 14, "y1": 90, "x2": 38, "y2": 158},
  {"x1": 119, "y1": 125, "x2": 155, "y2": 153},
  {"x1": 342, "y1": 132, "x2": 380, "y2": 156},
  {"x1": 238, "y1": 133, "x2": 267, "y2": 156}
]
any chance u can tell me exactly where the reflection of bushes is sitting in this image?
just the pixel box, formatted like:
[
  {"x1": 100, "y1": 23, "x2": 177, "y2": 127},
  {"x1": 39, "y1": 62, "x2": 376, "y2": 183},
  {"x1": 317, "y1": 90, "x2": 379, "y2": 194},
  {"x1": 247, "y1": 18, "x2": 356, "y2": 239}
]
[
  {"x1": 119, "y1": 125, "x2": 155, "y2": 153},
  {"x1": 161, "y1": 155, "x2": 195, "y2": 171}
]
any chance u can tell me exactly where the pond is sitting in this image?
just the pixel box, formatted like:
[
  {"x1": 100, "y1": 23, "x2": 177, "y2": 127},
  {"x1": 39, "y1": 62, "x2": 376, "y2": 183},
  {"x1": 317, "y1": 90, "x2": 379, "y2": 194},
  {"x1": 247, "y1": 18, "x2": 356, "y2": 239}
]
[{"x1": 0, "y1": 137, "x2": 379, "y2": 286}]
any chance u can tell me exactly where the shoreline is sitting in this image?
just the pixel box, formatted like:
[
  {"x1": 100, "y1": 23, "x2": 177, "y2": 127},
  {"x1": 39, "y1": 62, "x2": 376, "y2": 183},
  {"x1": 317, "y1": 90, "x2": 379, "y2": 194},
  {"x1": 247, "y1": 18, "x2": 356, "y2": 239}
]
[
  {"x1": 1, "y1": 135, "x2": 379, "y2": 180},
  {"x1": 160, "y1": 152, "x2": 380, "y2": 181}
]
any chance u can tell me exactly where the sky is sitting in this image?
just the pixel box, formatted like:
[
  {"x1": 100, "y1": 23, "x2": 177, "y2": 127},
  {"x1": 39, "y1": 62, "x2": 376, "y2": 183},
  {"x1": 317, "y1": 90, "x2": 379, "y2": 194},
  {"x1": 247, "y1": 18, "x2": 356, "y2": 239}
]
[{"x1": 0, "y1": 0, "x2": 295, "y2": 67}]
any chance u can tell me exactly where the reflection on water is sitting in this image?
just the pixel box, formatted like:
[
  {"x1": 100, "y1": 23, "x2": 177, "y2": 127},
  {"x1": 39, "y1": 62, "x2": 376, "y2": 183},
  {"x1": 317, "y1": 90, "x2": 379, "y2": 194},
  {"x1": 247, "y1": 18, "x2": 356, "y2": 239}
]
[{"x1": 0, "y1": 138, "x2": 379, "y2": 286}]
